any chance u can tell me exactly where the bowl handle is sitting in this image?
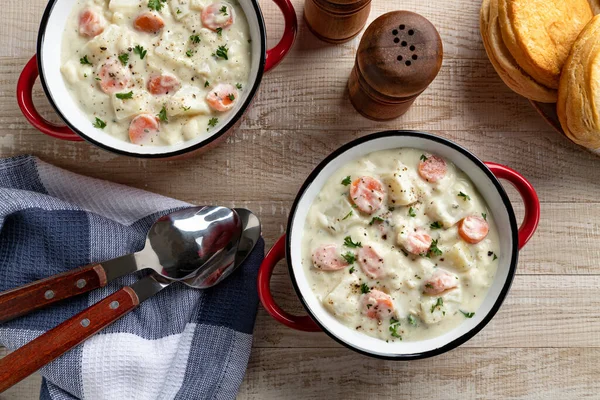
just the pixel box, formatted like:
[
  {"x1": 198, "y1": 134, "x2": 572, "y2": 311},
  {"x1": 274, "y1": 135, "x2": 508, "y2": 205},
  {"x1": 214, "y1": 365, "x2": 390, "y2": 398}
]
[
  {"x1": 17, "y1": 55, "x2": 82, "y2": 141},
  {"x1": 257, "y1": 234, "x2": 321, "y2": 331},
  {"x1": 485, "y1": 162, "x2": 540, "y2": 250},
  {"x1": 264, "y1": 0, "x2": 297, "y2": 72}
]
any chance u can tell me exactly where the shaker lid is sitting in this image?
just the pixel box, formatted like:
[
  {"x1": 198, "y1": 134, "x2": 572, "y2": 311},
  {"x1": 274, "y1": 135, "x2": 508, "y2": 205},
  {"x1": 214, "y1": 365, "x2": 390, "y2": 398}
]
[{"x1": 356, "y1": 11, "x2": 443, "y2": 98}]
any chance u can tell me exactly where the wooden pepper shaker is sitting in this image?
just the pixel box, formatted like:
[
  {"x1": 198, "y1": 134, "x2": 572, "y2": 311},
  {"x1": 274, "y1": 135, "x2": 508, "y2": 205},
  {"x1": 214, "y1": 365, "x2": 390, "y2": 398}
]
[
  {"x1": 304, "y1": 0, "x2": 372, "y2": 44},
  {"x1": 348, "y1": 11, "x2": 443, "y2": 120}
]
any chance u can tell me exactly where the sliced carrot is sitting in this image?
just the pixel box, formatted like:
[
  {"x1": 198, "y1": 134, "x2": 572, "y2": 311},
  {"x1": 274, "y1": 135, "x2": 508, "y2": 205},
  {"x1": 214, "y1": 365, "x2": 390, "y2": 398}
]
[
  {"x1": 458, "y1": 215, "x2": 489, "y2": 244},
  {"x1": 403, "y1": 228, "x2": 433, "y2": 255},
  {"x1": 147, "y1": 73, "x2": 181, "y2": 95},
  {"x1": 357, "y1": 246, "x2": 385, "y2": 279},
  {"x1": 423, "y1": 269, "x2": 458, "y2": 295},
  {"x1": 206, "y1": 84, "x2": 238, "y2": 112},
  {"x1": 128, "y1": 114, "x2": 160, "y2": 145},
  {"x1": 418, "y1": 154, "x2": 447, "y2": 183},
  {"x1": 349, "y1": 176, "x2": 385, "y2": 214},
  {"x1": 201, "y1": 3, "x2": 235, "y2": 31},
  {"x1": 133, "y1": 12, "x2": 165, "y2": 33},
  {"x1": 97, "y1": 59, "x2": 131, "y2": 94},
  {"x1": 312, "y1": 244, "x2": 347, "y2": 271},
  {"x1": 361, "y1": 289, "x2": 395, "y2": 319},
  {"x1": 79, "y1": 9, "x2": 105, "y2": 38}
]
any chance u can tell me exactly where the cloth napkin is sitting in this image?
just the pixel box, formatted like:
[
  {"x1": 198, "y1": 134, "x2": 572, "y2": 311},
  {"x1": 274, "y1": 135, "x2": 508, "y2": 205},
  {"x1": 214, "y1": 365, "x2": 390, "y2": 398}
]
[{"x1": 0, "y1": 155, "x2": 263, "y2": 400}]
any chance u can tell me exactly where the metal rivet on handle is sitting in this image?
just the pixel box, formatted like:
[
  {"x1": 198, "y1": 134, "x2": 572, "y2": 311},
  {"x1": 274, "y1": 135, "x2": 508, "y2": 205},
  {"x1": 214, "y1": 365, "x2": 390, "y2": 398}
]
[
  {"x1": 76, "y1": 279, "x2": 87, "y2": 289},
  {"x1": 80, "y1": 318, "x2": 90, "y2": 327},
  {"x1": 109, "y1": 301, "x2": 120, "y2": 310},
  {"x1": 44, "y1": 290, "x2": 55, "y2": 300}
]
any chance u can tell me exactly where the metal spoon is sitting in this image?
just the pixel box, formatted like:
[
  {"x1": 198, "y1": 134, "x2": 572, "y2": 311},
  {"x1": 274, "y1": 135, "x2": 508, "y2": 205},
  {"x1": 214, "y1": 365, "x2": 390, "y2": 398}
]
[
  {"x1": 0, "y1": 206, "x2": 240, "y2": 323},
  {"x1": 0, "y1": 205, "x2": 255, "y2": 392}
]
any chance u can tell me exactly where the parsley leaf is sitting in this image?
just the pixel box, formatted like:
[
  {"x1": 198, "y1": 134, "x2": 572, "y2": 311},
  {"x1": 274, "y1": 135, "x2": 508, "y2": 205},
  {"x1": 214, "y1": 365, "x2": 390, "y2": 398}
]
[
  {"x1": 216, "y1": 27, "x2": 223, "y2": 36},
  {"x1": 430, "y1": 297, "x2": 443, "y2": 313},
  {"x1": 458, "y1": 191, "x2": 471, "y2": 201},
  {"x1": 115, "y1": 91, "x2": 133, "y2": 100},
  {"x1": 227, "y1": 93, "x2": 235, "y2": 101},
  {"x1": 430, "y1": 221, "x2": 443, "y2": 229},
  {"x1": 389, "y1": 318, "x2": 402, "y2": 339},
  {"x1": 208, "y1": 117, "x2": 218, "y2": 128},
  {"x1": 427, "y1": 239, "x2": 443, "y2": 257},
  {"x1": 185, "y1": 49, "x2": 194, "y2": 57},
  {"x1": 408, "y1": 314, "x2": 417, "y2": 326},
  {"x1": 133, "y1": 45, "x2": 147, "y2": 59},
  {"x1": 79, "y1": 55, "x2": 92, "y2": 65},
  {"x1": 220, "y1": 5, "x2": 228, "y2": 15},
  {"x1": 482, "y1": 212, "x2": 487, "y2": 220},
  {"x1": 420, "y1": 154, "x2": 428, "y2": 161},
  {"x1": 213, "y1": 45, "x2": 228, "y2": 60},
  {"x1": 343, "y1": 236, "x2": 362, "y2": 248},
  {"x1": 341, "y1": 176, "x2": 352, "y2": 186},
  {"x1": 148, "y1": 0, "x2": 166, "y2": 11},
  {"x1": 408, "y1": 207, "x2": 416, "y2": 217},
  {"x1": 157, "y1": 105, "x2": 168, "y2": 122},
  {"x1": 204, "y1": 81, "x2": 210, "y2": 88},
  {"x1": 341, "y1": 252, "x2": 356, "y2": 264},
  {"x1": 360, "y1": 283, "x2": 370, "y2": 294},
  {"x1": 460, "y1": 310, "x2": 475, "y2": 318},
  {"x1": 92, "y1": 117, "x2": 106, "y2": 129},
  {"x1": 181, "y1": 105, "x2": 191, "y2": 111},
  {"x1": 425, "y1": 283, "x2": 434, "y2": 289},
  {"x1": 236, "y1": 83, "x2": 242, "y2": 90},
  {"x1": 493, "y1": 253, "x2": 498, "y2": 261},
  {"x1": 189, "y1": 35, "x2": 201, "y2": 44},
  {"x1": 349, "y1": 266, "x2": 355, "y2": 274},
  {"x1": 118, "y1": 53, "x2": 129, "y2": 66},
  {"x1": 369, "y1": 216, "x2": 384, "y2": 225},
  {"x1": 342, "y1": 210, "x2": 353, "y2": 220}
]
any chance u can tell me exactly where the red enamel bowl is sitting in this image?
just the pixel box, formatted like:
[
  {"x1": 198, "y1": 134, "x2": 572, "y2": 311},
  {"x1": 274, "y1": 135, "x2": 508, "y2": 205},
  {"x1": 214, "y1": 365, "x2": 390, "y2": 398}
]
[
  {"x1": 258, "y1": 131, "x2": 540, "y2": 359},
  {"x1": 17, "y1": 0, "x2": 297, "y2": 158}
]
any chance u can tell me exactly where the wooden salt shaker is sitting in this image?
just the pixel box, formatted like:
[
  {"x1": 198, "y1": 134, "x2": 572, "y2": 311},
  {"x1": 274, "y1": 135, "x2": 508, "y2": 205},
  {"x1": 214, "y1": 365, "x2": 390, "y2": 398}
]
[
  {"x1": 304, "y1": 0, "x2": 371, "y2": 44},
  {"x1": 348, "y1": 11, "x2": 443, "y2": 120}
]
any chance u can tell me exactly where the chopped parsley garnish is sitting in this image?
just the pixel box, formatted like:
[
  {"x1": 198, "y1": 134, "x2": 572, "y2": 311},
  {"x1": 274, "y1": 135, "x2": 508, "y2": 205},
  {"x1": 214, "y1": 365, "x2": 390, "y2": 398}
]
[
  {"x1": 220, "y1": 5, "x2": 228, "y2": 15},
  {"x1": 408, "y1": 314, "x2": 417, "y2": 326},
  {"x1": 493, "y1": 253, "x2": 498, "y2": 261},
  {"x1": 148, "y1": 0, "x2": 167, "y2": 11},
  {"x1": 92, "y1": 117, "x2": 106, "y2": 129},
  {"x1": 389, "y1": 317, "x2": 402, "y2": 339},
  {"x1": 176, "y1": 8, "x2": 182, "y2": 14},
  {"x1": 189, "y1": 35, "x2": 201, "y2": 44},
  {"x1": 79, "y1": 55, "x2": 92, "y2": 65},
  {"x1": 349, "y1": 266, "x2": 356, "y2": 274},
  {"x1": 185, "y1": 49, "x2": 194, "y2": 57},
  {"x1": 118, "y1": 53, "x2": 129, "y2": 66},
  {"x1": 208, "y1": 117, "x2": 219, "y2": 128},
  {"x1": 95, "y1": 77, "x2": 101, "y2": 81},
  {"x1": 425, "y1": 283, "x2": 434, "y2": 289},
  {"x1": 420, "y1": 154, "x2": 428, "y2": 161},
  {"x1": 458, "y1": 191, "x2": 471, "y2": 201},
  {"x1": 83, "y1": 73, "x2": 88, "y2": 78},
  {"x1": 227, "y1": 93, "x2": 235, "y2": 101},
  {"x1": 427, "y1": 239, "x2": 442, "y2": 257},
  {"x1": 157, "y1": 105, "x2": 168, "y2": 122},
  {"x1": 236, "y1": 83, "x2": 242, "y2": 89},
  {"x1": 213, "y1": 45, "x2": 229, "y2": 60},
  {"x1": 342, "y1": 210, "x2": 353, "y2": 220},
  {"x1": 430, "y1": 297, "x2": 443, "y2": 313},
  {"x1": 460, "y1": 310, "x2": 475, "y2": 318},
  {"x1": 408, "y1": 207, "x2": 416, "y2": 217},
  {"x1": 341, "y1": 252, "x2": 356, "y2": 264},
  {"x1": 341, "y1": 176, "x2": 352, "y2": 186},
  {"x1": 115, "y1": 91, "x2": 133, "y2": 100},
  {"x1": 133, "y1": 45, "x2": 147, "y2": 59},
  {"x1": 430, "y1": 221, "x2": 443, "y2": 229},
  {"x1": 360, "y1": 283, "x2": 370, "y2": 294},
  {"x1": 205, "y1": 81, "x2": 210, "y2": 87},
  {"x1": 181, "y1": 105, "x2": 191, "y2": 111},
  {"x1": 216, "y1": 27, "x2": 223, "y2": 36},
  {"x1": 482, "y1": 212, "x2": 487, "y2": 220},
  {"x1": 369, "y1": 216, "x2": 384, "y2": 225},
  {"x1": 343, "y1": 236, "x2": 362, "y2": 248}
]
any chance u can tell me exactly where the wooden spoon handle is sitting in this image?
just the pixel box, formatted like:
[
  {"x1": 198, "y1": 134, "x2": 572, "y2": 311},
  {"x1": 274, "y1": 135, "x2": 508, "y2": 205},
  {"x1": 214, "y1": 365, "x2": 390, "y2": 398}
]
[
  {"x1": 0, "y1": 287, "x2": 139, "y2": 393},
  {"x1": 0, "y1": 264, "x2": 108, "y2": 323}
]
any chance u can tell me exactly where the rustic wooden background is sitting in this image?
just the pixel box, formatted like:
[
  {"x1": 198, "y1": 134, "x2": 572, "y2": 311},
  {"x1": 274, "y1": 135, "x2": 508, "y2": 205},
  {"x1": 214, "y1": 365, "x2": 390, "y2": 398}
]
[{"x1": 1, "y1": 0, "x2": 600, "y2": 398}]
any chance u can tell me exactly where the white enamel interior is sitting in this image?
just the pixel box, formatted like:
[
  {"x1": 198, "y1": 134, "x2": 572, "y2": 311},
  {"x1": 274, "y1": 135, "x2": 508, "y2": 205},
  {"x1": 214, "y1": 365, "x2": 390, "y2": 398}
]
[
  {"x1": 38, "y1": 0, "x2": 264, "y2": 155},
  {"x1": 289, "y1": 134, "x2": 517, "y2": 357}
]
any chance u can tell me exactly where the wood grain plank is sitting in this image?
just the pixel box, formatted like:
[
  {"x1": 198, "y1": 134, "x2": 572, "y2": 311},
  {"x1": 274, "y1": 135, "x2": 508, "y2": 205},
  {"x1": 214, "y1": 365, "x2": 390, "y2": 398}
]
[{"x1": 237, "y1": 347, "x2": 600, "y2": 399}]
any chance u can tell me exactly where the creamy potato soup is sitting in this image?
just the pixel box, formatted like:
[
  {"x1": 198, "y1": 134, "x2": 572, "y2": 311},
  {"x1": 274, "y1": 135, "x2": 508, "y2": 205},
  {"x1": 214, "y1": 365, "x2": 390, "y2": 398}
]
[
  {"x1": 302, "y1": 149, "x2": 500, "y2": 342},
  {"x1": 60, "y1": 0, "x2": 252, "y2": 146}
]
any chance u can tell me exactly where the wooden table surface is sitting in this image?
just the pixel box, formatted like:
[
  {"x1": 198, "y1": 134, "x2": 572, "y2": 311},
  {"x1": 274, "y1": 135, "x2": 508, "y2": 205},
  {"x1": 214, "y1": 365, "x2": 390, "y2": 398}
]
[{"x1": 1, "y1": 0, "x2": 600, "y2": 398}]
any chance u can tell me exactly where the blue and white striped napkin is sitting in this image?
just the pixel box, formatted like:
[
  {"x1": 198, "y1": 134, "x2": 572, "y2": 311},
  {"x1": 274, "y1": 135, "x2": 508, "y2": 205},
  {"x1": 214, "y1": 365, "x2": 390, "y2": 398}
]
[{"x1": 0, "y1": 155, "x2": 263, "y2": 400}]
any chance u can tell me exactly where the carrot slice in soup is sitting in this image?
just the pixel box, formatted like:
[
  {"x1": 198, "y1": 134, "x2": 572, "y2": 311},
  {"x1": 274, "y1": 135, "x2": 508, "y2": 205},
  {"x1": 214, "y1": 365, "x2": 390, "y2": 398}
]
[
  {"x1": 134, "y1": 12, "x2": 165, "y2": 33},
  {"x1": 458, "y1": 215, "x2": 489, "y2": 244},
  {"x1": 79, "y1": 9, "x2": 105, "y2": 38},
  {"x1": 418, "y1": 155, "x2": 447, "y2": 183},
  {"x1": 129, "y1": 114, "x2": 160, "y2": 145},
  {"x1": 349, "y1": 176, "x2": 385, "y2": 214}
]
